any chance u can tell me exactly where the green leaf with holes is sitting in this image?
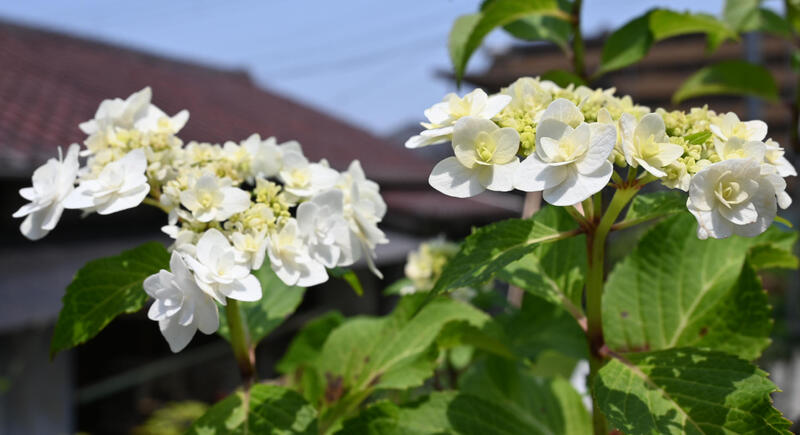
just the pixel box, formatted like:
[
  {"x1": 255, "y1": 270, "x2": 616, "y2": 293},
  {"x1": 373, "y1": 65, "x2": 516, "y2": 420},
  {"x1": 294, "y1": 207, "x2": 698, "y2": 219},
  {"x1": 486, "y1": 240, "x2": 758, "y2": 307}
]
[
  {"x1": 218, "y1": 261, "x2": 305, "y2": 346},
  {"x1": 51, "y1": 242, "x2": 169, "y2": 357},
  {"x1": 187, "y1": 384, "x2": 317, "y2": 434},
  {"x1": 594, "y1": 348, "x2": 792, "y2": 434},
  {"x1": 603, "y1": 213, "x2": 797, "y2": 360}
]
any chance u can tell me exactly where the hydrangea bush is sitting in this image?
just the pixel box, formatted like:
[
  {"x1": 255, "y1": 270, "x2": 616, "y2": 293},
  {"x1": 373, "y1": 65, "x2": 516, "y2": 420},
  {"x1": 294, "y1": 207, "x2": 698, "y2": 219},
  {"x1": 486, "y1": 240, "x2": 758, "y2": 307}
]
[{"x1": 12, "y1": 74, "x2": 800, "y2": 435}]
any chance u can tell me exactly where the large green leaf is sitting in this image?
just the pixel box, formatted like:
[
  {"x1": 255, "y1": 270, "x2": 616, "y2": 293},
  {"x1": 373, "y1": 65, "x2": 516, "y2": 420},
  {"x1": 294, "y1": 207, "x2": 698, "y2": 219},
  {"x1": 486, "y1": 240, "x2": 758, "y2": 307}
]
[
  {"x1": 50, "y1": 242, "x2": 169, "y2": 357},
  {"x1": 502, "y1": 15, "x2": 571, "y2": 50},
  {"x1": 432, "y1": 206, "x2": 581, "y2": 296},
  {"x1": 335, "y1": 390, "x2": 577, "y2": 435},
  {"x1": 460, "y1": 356, "x2": 591, "y2": 434},
  {"x1": 672, "y1": 60, "x2": 779, "y2": 103},
  {"x1": 596, "y1": 13, "x2": 653, "y2": 76},
  {"x1": 449, "y1": 0, "x2": 568, "y2": 83},
  {"x1": 218, "y1": 262, "x2": 305, "y2": 346},
  {"x1": 650, "y1": 9, "x2": 735, "y2": 50},
  {"x1": 595, "y1": 348, "x2": 792, "y2": 435},
  {"x1": 187, "y1": 384, "x2": 317, "y2": 435},
  {"x1": 614, "y1": 190, "x2": 687, "y2": 229},
  {"x1": 603, "y1": 213, "x2": 796, "y2": 360},
  {"x1": 723, "y1": 0, "x2": 761, "y2": 31}
]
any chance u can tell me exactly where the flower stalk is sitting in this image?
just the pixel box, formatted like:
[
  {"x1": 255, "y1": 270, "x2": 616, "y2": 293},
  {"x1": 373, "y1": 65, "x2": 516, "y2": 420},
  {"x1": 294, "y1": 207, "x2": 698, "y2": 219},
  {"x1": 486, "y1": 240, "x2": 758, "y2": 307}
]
[{"x1": 225, "y1": 298, "x2": 256, "y2": 388}]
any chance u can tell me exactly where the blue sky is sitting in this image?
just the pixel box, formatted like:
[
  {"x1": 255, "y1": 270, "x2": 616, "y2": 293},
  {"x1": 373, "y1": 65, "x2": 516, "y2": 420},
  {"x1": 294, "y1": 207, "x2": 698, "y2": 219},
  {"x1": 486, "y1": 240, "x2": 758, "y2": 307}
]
[{"x1": 0, "y1": 1, "x2": 734, "y2": 136}]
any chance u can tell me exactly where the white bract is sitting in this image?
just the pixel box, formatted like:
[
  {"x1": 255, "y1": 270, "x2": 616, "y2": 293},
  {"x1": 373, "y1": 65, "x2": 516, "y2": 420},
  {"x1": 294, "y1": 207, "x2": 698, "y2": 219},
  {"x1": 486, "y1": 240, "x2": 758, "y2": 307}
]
[
  {"x1": 144, "y1": 252, "x2": 219, "y2": 353},
  {"x1": 13, "y1": 144, "x2": 80, "y2": 240},
  {"x1": 230, "y1": 230, "x2": 268, "y2": 270},
  {"x1": 405, "y1": 89, "x2": 511, "y2": 149},
  {"x1": 184, "y1": 229, "x2": 262, "y2": 303},
  {"x1": 63, "y1": 148, "x2": 150, "y2": 214},
  {"x1": 180, "y1": 173, "x2": 251, "y2": 222},
  {"x1": 714, "y1": 137, "x2": 766, "y2": 162},
  {"x1": 278, "y1": 151, "x2": 339, "y2": 201},
  {"x1": 514, "y1": 100, "x2": 616, "y2": 206},
  {"x1": 687, "y1": 159, "x2": 790, "y2": 239},
  {"x1": 764, "y1": 139, "x2": 797, "y2": 178},
  {"x1": 710, "y1": 112, "x2": 768, "y2": 142},
  {"x1": 296, "y1": 189, "x2": 352, "y2": 268},
  {"x1": 620, "y1": 113, "x2": 683, "y2": 177},
  {"x1": 266, "y1": 219, "x2": 328, "y2": 287},
  {"x1": 429, "y1": 117, "x2": 520, "y2": 198}
]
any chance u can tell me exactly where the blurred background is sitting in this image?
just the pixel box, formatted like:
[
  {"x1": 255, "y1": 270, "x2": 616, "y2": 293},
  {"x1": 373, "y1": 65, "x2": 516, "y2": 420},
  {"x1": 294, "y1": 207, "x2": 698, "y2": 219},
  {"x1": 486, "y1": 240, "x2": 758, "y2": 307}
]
[{"x1": 0, "y1": 0, "x2": 798, "y2": 433}]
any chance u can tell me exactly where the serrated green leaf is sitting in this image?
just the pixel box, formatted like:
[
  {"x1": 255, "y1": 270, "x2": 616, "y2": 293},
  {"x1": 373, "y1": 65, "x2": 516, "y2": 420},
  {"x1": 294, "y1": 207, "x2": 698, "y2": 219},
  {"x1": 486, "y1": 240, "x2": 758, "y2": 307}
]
[
  {"x1": 277, "y1": 311, "x2": 345, "y2": 375},
  {"x1": 187, "y1": 384, "x2": 317, "y2": 435},
  {"x1": 218, "y1": 262, "x2": 305, "y2": 346},
  {"x1": 672, "y1": 60, "x2": 779, "y2": 104},
  {"x1": 540, "y1": 69, "x2": 587, "y2": 87},
  {"x1": 684, "y1": 130, "x2": 713, "y2": 145},
  {"x1": 595, "y1": 348, "x2": 792, "y2": 435},
  {"x1": 449, "y1": 0, "x2": 568, "y2": 83},
  {"x1": 596, "y1": 12, "x2": 653, "y2": 76},
  {"x1": 603, "y1": 213, "x2": 795, "y2": 360},
  {"x1": 51, "y1": 242, "x2": 169, "y2": 357},
  {"x1": 432, "y1": 206, "x2": 581, "y2": 296},
  {"x1": 460, "y1": 356, "x2": 591, "y2": 435},
  {"x1": 329, "y1": 267, "x2": 363, "y2": 296},
  {"x1": 615, "y1": 190, "x2": 687, "y2": 229}
]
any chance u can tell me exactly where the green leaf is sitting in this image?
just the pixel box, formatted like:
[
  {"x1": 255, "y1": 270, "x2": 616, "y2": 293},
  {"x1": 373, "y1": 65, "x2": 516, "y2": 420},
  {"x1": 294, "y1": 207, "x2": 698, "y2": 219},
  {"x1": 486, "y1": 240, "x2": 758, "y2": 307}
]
[
  {"x1": 218, "y1": 262, "x2": 305, "y2": 346},
  {"x1": 615, "y1": 190, "x2": 688, "y2": 229},
  {"x1": 684, "y1": 131, "x2": 713, "y2": 145},
  {"x1": 540, "y1": 69, "x2": 587, "y2": 88},
  {"x1": 787, "y1": 0, "x2": 800, "y2": 34},
  {"x1": 432, "y1": 206, "x2": 580, "y2": 296},
  {"x1": 329, "y1": 267, "x2": 363, "y2": 296},
  {"x1": 449, "y1": 0, "x2": 568, "y2": 83},
  {"x1": 596, "y1": 13, "x2": 653, "y2": 76},
  {"x1": 50, "y1": 242, "x2": 169, "y2": 357},
  {"x1": 595, "y1": 348, "x2": 792, "y2": 435},
  {"x1": 460, "y1": 356, "x2": 591, "y2": 435},
  {"x1": 187, "y1": 384, "x2": 317, "y2": 435},
  {"x1": 337, "y1": 389, "x2": 582, "y2": 435},
  {"x1": 277, "y1": 311, "x2": 345, "y2": 375},
  {"x1": 672, "y1": 60, "x2": 779, "y2": 104},
  {"x1": 649, "y1": 9, "x2": 735, "y2": 51},
  {"x1": 723, "y1": 0, "x2": 761, "y2": 32},
  {"x1": 758, "y1": 8, "x2": 793, "y2": 37},
  {"x1": 383, "y1": 278, "x2": 413, "y2": 295},
  {"x1": 603, "y1": 213, "x2": 795, "y2": 360}
]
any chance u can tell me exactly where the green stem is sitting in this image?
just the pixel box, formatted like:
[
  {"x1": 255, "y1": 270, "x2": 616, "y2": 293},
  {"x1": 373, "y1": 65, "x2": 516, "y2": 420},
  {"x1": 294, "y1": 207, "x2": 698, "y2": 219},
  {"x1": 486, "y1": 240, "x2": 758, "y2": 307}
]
[
  {"x1": 225, "y1": 299, "x2": 256, "y2": 389},
  {"x1": 585, "y1": 188, "x2": 638, "y2": 435},
  {"x1": 142, "y1": 197, "x2": 170, "y2": 213},
  {"x1": 570, "y1": 0, "x2": 586, "y2": 80}
]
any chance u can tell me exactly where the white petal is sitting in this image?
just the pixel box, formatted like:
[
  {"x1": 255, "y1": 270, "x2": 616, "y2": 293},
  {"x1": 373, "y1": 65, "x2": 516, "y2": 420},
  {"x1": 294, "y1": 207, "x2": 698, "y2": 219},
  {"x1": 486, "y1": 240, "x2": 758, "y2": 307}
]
[
  {"x1": 718, "y1": 202, "x2": 758, "y2": 225},
  {"x1": 514, "y1": 156, "x2": 567, "y2": 192},
  {"x1": 221, "y1": 274, "x2": 262, "y2": 302},
  {"x1": 194, "y1": 294, "x2": 220, "y2": 335},
  {"x1": 20, "y1": 210, "x2": 50, "y2": 240},
  {"x1": 160, "y1": 317, "x2": 197, "y2": 353},
  {"x1": 62, "y1": 184, "x2": 96, "y2": 209},
  {"x1": 491, "y1": 127, "x2": 520, "y2": 164},
  {"x1": 634, "y1": 114, "x2": 668, "y2": 144},
  {"x1": 478, "y1": 159, "x2": 519, "y2": 192},
  {"x1": 96, "y1": 184, "x2": 149, "y2": 215},
  {"x1": 541, "y1": 98, "x2": 584, "y2": 127},
  {"x1": 296, "y1": 259, "x2": 328, "y2": 287},
  {"x1": 543, "y1": 162, "x2": 612, "y2": 206},
  {"x1": 576, "y1": 123, "x2": 616, "y2": 174},
  {"x1": 744, "y1": 120, "x2": 768, "y2": 141},
  {"x1": 428, "y1": 157, "x2": 484, "y2": 198},
  {"x1": 480, "y1": 94, "x2": 512, "y2": 118}
]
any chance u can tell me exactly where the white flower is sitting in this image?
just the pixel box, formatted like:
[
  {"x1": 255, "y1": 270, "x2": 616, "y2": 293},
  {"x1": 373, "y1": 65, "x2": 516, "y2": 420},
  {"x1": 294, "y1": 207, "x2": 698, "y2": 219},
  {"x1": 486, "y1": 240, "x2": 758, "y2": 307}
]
[
  {"x1": 297, "y1": 189, "x2": 353, "y2": 268},
  {"x1": 687, "y1": 159, "x2": 789, "y2": 240},
  {"x1": 710, "y1": 112, "x2": 767, "y2": 142},
  {"x1": 144, "y1": 252, "x2": 219, "y2": 353},
  {"x1": 596, "y1": 108, "x2": 624, "y2": 163},
  {"x1": 79, "y1": 87, "x2": 152, "y2": 136},
  {"x1": 764, "y1": 139, "x2": 797, "y2": 178},
  {"x1": 266, "y1": 219, "x2": 328, "y2": 287},
  {"x1": 239, "y1": 134, "x2": 303, "y2": 180},
  {"x1": 184, "y1": 229, "x2": 263, "y2": 303},
  {"x1": 278, "y1": 152, "x2": 339, "y2": 201},
  {"x1": 63, "y1": 148, "x2": 150, "y2": 214},
  {"x1": 134, "y1": 105, "x2": 189, "y2": 134},
  {"x1": 405, "y1": 89, "x2": 511, "y2": 148},
  {"x1": 619, "y1": 113, "x2": 684, "y2": 177},
  {"x1": 714, "y1": 137, "x2": 765, "y2": 161},
  {"x1": 429, "y1": 117, "x2": 520, "y2": 198},
  {"x1": 514, "y1": 100, "x2": 616, "y2": 206},
  {"x1": 13, "y1": 144, "x2": 80, "y2": 240},
  {"x1": 179, "y1": 174, "x2": 251, "y2": 222},
  {"x1": 230, "y1": 230, "x2": 268, "y2": 270},
  {"x1": 662, "y1": 161, "x2": 691, "y2": 192}
]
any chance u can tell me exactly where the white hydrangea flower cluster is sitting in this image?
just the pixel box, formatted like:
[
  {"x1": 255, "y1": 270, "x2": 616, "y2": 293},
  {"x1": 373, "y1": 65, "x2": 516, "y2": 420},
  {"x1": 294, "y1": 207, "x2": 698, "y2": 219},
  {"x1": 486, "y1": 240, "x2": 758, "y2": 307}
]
[
  {"x1": 13, "y1": 87, "x2": 389, "y2": 352},
  {"x1": 407, "y1": 77, "x2": 795, "y2": 240}
]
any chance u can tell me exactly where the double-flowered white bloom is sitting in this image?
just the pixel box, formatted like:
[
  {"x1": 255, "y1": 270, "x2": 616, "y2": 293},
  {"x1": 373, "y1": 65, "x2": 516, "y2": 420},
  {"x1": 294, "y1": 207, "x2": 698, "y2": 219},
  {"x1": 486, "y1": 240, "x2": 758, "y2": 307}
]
[
  {"x1": 13, "y1": 144, "x2": 80, "y2": 240},
  {"x1": 179, "y1": 173, "x2": 251, "y2": 222},
  {"x1": 144, "y1": 252, "x2": 219, "y2": 353},
  {"x1": 296, "y1": 189, "x2": 353, "y2": 268},
  {"x1": 687, "y1": 159, "x2": 791, "y2": 240},
  {"x1": 710, "y1": 112, "x2": 767, "y2": 142},
  {"x1": 266, "y1": 219, "x2": 328, "y2": 287},
  {"x1": 764, "y1": 139, "x2": 797, "y2": 178},
  {"x1": 63, "y1": 148, "x2": 149, "y2": 214},
  {"x1": 515, "y1": 99, "x2": 616, "y2": 205},
  {"x1": 279, "y1": 151, "x2": 339, "y2": 201},
  {"x1": 619, "y1": 113, "x2": 683, "y2": 177},
  {"x1": 429, "y1": 117, "x2": 520, "y2": 198},
  {"x1": 241, "y1": 134, "x2": 303, "y2": 180},
  {"x1": 185, "y1": 229, "x2": 263, "y2": 303},
  {"x1": 405, "y1": 89, "x2": 511, "y2": 149}
]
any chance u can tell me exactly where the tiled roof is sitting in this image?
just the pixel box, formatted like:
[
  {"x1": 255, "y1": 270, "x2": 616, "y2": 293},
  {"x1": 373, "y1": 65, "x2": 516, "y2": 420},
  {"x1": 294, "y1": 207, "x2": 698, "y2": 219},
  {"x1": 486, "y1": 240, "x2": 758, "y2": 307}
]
[{"x1": 0, "y1": 20, "x2": 430, "y2": 185}]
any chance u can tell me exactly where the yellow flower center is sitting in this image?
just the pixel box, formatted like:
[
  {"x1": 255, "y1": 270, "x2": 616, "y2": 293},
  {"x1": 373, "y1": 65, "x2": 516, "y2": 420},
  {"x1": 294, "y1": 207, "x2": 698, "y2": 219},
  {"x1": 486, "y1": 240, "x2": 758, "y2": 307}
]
[{"x1": 474, "y1": 131, "x2": 496, "y2": 164}]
